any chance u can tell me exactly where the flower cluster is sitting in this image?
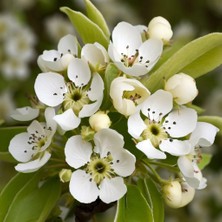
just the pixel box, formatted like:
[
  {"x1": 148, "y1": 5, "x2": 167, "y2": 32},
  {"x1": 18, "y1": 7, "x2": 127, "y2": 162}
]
[{"x1": 8, "y1": 12, "x2": 219, "y2": 212}]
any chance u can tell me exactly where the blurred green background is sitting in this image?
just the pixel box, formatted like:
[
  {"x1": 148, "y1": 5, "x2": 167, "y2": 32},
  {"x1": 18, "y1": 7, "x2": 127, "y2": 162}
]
[{"x1": 0, "y1": 0, "x2": 222, "y2": 221}]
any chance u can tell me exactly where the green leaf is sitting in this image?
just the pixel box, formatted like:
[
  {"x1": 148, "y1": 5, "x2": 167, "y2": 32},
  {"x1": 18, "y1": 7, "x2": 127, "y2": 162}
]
[
  {"x1": 85, "y1": 0, "x2": 110, "y2": 37},
  {"x1": 114, "y1": 184, "x2": 153, "y2": 222},
  {"x1": 198, "y1": 153, "x2": 212, "y2": 170},
  {"x1": 60, "y1": 7, "x2": 109, "y2": 48},
  {"x1": 0, "y1": 172, "x2": 61, "y2": 222},
  {"x1": 0, "y1": 126, "x2": 27, "y2": 162},
  {"x1": 142, "y1": 33, "x2": 222, "y2": 92},
  {"x1": 198, "y1": 115, "x2": 222, "y2": 135},
  {"x1": 137, "y1": 178, "x2": 164, "y2": 222}
]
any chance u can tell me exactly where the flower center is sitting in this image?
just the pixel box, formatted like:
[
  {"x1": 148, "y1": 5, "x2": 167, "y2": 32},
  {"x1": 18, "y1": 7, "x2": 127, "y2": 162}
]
[
  {"x1": 63, "y1": 82, "x2": 90, "y2": 115},
  {"x1": 123, "y1": 90, "x2": 142, "y2": 104},
  {"x1": 120, "y1": 46, "x2": 139, "y2": 67},
  {"x1": 142, "y1": 119, "x2": 168, "y2": 147},
  {"x1": 86, "y1": 153, "x2": 115, "y2": 185}
]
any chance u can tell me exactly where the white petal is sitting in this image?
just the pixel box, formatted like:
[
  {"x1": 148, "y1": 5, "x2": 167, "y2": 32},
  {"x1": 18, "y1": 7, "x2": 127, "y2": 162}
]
[
  {"x1": 27, "y1": 120, "x2": 45, "y2": 136},
  {"x1": 127, "y1": 111, "x2": 147, "y2": 139},
  {"x1": 111, "y1": 22, "x2": 142, "y2": 56},
  {"x1": 44, "y1": 107, "x2": 57, "y2": 133},
  {"x1": 99, "y1": 177, "x2": 127, "y2": 203},
  {"x1": 58, "y1": 34, "x2": 78, "y2": 56},
  {"x1": 111, "y1": 149, "x2": 136, "y2": 177},
  {"x1": 65, "y1": 135, "x2": 92, "y2": 168},
  {"x1": 136, "y1": 139, "x2": 166, "y2": 159},
  {"x1": 11, "y1": 106, "x2": 39, "y2": 121},
  {"x1": 69, "y1": 170, "x2": 99, "y2": 204},
  {"x1": 15, "y1": 151, "x2": 51, "y2": 173},
  {"x1": 141, "y1": 90, "x2": 173, "y2": 122},
  {"x1": 160, "y1": 139, "x2": 192, "y2": 156},
  {"x1": 34, "y1": 72, "x2": 66, "y2": 107},
  {"x1": 67, "y1": 58, "x2": 91, "y2": 87},
  {"x1": 178, "y1": 156, "x2": 194, "y2": 178},
  {"x1": 79, "y1": 99, "x2": 102, "y2": 118},
  {"x1": 138, "y1": 38, "x2": 163, "y2": 72},
  {"x1": 53, "y1": 109, "x2": 81, "y2": 131},
  {"x1": 87, "y1": 73, "x2": 104, "y2": 101},
  {"x1": 189, "y1": 122, "x2": 219, "y2": 147},
  {"x1": 94, "y1": 128, "x2": 124, "y2": 158},
  {"x1": 9, "y1": 132, "x2": 36, "y2": 162},
  {"x1": 163, "y1": 106, "x2": 197, "y2": 138}
]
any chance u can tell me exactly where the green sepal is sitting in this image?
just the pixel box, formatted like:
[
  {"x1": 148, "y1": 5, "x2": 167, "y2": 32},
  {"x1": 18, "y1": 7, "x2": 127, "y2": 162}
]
[
  {"x1": 198, "y1": 115, "x2": 222, "y2": 135},
  {"x1": 85, "y1": 0, "x2": 110, "y2": 37},
  {"x1": 114, "y1": 184, "x2": 154, "y2": 222},
  {"x1": 198, "y1": 153, "x2": 212, "y2": 170},
  {"x1": 142, "y1": 33, "x2": 222, "y2": 92},
  {"x1": 0, "y1": 126, "x2": 27, "y2": 163},
  {"x1": 60, "y1": 7, "x2": 109, "y2": 48}
]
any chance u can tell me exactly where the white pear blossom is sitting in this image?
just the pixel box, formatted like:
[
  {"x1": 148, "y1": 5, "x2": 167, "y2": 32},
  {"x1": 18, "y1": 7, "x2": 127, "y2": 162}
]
[
  {"x1": 128, "y1": 90, "x2": 197, "y2": 159},
  {"x1": 108, "y1": 21, "x2": 163, "y2": 76},
  {"x1": 165, "y1": 73, "x2": 198, "y2": 105},
  {"x1": 9, "y1": 108, "x2": 57, "y2": 173},
  {"x1": 110, "y1": 76, "x2": 150, "y2": 116},
  {"x1": 37, "y1": 34, "x2": 78, "y2": 72},
  {"x1": 64, "y1": 128, "x2": 136, "y2": 204},
  {"x1": 34, "y1": 58, "x2": 104, "y2": 131},
  {"x1": 148, "y1": 16, "x2": 173, "y2": 43},
  {"x1": 81, "y1": 43, "x2": 109, "y2": 72},
  {"x1": 178, "y1": 122, "x2": 219, "y2": 189},
  {"x1": 11, "y1": 106, "x2": 39, "y2": 121}
]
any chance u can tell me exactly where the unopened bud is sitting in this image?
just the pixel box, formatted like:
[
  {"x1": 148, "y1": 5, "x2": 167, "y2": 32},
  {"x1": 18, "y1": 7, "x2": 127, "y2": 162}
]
[
  {"x1": 148, "y1": 16, "x2": 173, "y2": 43},
  {"x1": 179, "y1": 182, "x2": 195, "y2": 207},
  {"x1": 89, "y1": 111, "x2": 111, "y2": 132},
  {"x1": 165, "y1": 73, "x2": 198, "y2": 105},
  {"x1": 59, "y1": 169, "x2": 72, "y2": 183}
]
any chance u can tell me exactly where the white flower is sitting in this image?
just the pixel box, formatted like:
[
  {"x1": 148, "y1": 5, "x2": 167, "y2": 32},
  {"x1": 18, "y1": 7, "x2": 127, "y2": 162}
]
[
  {"x1": 108, "y1": 22, "x2": 163, "y2": 76},
  {"x1": 64, "y1": 128, "x2": 136, "y2": 204},
  {"x1": 110, "y1": 76, "x2": 150, "y2": 116},
  {"x1": 9, "y1": 108, "x2": 57, "y2": 173},
  {"x1": 164, "y1": 73, "x2": 198, "y2": 105},
  {"x1": 148, "y1": 16, "x2": 173, "y2": 43},
  {"x1": 178, "y1": 122, "x2": 219, "y2": 189},
  {"x1": 81, "y1": 43, "x2": 109, "y2": 72},
  {"x1": 37, "y1": 34, "x2": 78, "y2": 72},
  {"x1": 128, "y1": 90, "x2": 197, "y2": 159},
  {"x1": 89, "y1": 111, "x2": 111, "y2": 132},
  {"x1": 11, "y1": 106, "x2": 39, "y2": 121},
  {"x1": 34, "y1": 58, "x2": 104, "y2": 131}
]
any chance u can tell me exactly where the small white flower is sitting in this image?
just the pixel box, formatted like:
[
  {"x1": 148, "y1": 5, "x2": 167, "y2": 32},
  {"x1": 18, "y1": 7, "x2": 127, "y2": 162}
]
[
  {"x1": 89, "y1": 111, "x2": 111, "y2": 132},
  {"x1": 64, "y1": 128, "x2": 136, "y2": 204},
  {"x1": 108, "y1": 21, "x2": 163, "y2": 76},
  {"x1": 110, "y1": 76, "x2": 150, "y2": 116},
  {"x1": 37, "y1": 34, "x2": 78, "y2": 72},
  {"x1": 81, "y1": 43, "x2": 109, "y2": 72},
  {"x1": 11, "y1": 106, "x2": 39, "y2": 121},
  {"x1": 164, "y1": 73, "x2": 198, "y2": 105},
  {"x1": 178, "y1": 122, "x2": 219, "y2": 189},
  {"x1": 34, "y1": 58, "x2": 104, "y2": 131},
  {"x1": 148, "y1": 16, "x2": 173, "y2": 43},
  {"x1": 128, "y1": 90, "x2": 197, "y2": 159},
  {"x1": 9, "y1": 108, "x2": 57, "y2": 173}
]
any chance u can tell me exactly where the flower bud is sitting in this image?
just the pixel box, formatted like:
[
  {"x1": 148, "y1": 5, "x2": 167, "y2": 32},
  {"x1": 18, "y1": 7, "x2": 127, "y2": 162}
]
[
  {"x1": 89, "y1": 111, "x2": 111, "y2": 132},
  {"x1": 164, "y1": 73, "x2": 198, "y2": 105},
  {"x1": 148, "y1": 16, "x2": 173, "y2": 43},
  {"x1": 59, "y1": 169, "x2": 72, "y2": 183},
  {"x1": 163, "y1": 181, "x2": 182, "y2": 208}
]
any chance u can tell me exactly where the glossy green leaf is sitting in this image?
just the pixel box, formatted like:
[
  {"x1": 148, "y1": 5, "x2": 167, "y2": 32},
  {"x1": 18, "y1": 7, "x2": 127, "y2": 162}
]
[
  {"x1": 0, "y1": 172, "x2": 61, "y2": 222},
  {"x1": 198, "y1": 115, "x2": 222, "y2": 135},
  {"x1": 0, "y1": 172, "x2": 40, "y2": 221},
  {"x1": 60, "y1": 7, "x2": 109, "y2": 48},
  {"x1": 114, "y1": 184, "x2": 153, "y2": 222},
  {"x1": 85, "y1": 0, "x2": 110, "y2": 37},
  {"x1": 198, "y1": 153, "x2": 212, "y2": 170},
  {"x1": 138, "y1": 178, "x2": 164, "y2": 222},
  {"x1": 0, "y1": 126, "x2": 26, "y2": 162},
  {"x1": 142, "y1": 33, "x2": 222, "y2": 92}
]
